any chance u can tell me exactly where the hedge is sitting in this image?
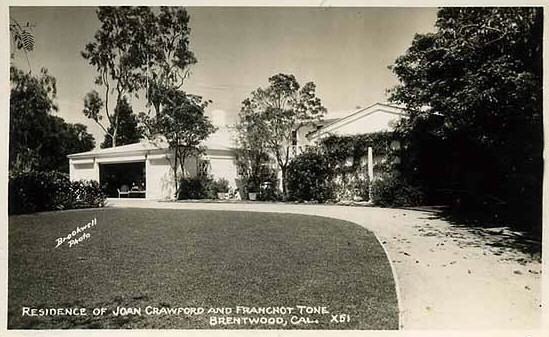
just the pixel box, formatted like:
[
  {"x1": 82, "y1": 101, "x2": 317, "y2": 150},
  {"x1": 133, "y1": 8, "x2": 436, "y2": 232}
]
[
  {"x1": 370, "y1": 174, "x2": 423, "y2": 207},
  {"x1": 9, "y1": 171, "x2": 107, "y2": 214}
]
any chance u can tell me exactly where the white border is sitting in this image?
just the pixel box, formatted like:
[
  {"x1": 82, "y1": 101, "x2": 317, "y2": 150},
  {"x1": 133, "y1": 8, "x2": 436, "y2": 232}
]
[{"x1": 1, "y1": 2, "x2": 547, "y2": 337}]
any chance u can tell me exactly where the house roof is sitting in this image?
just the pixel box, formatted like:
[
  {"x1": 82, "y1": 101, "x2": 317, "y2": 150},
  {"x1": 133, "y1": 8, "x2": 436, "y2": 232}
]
[
  {"x1": 68, "y1": 136, "x2": 234, "y2": 159},
  {"x1": 308, "y1": 102, "x2": 406, "y2": 140},
  {"x1": 318, "y1": 118, "x2": 341, "y2": 125},
  {"x1": 67, "y1": 140, "x2": 166, "y2": 159}
]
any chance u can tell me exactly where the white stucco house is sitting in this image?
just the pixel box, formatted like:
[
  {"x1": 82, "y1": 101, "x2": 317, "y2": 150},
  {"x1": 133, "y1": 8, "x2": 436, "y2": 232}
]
[
  {"x1": 68, "y1": 129, "x2": 239, "y2": 200},
  {"x1": 307, "y1": 102, "x2": 406, "y2": 143},
  {"x1": 67, "y1": 102, "x2": 405, "y2": 200},
  {"x1": 292, "y1": 102, "x2": 406, "y2": 150},
  {"x1": 292, "y1": 102, "x2": 406, "y2": 185}
]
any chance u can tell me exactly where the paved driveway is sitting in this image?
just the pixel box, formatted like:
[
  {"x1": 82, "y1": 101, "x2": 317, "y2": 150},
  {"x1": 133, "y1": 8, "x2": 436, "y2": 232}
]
[{"x1": 107, "y1": 199, "x2": 542, "y2": 330}]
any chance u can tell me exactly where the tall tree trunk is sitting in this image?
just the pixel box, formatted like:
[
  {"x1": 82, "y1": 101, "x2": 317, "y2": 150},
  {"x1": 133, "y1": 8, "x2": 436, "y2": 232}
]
[
  {"x1": 173, "y1": 146, "x2": 179, "y2": 199},
  {"x1": 280, "y1": 165, "x2": 288, "y2": 201},
  {"x1": 111, "y1": 127, "x2": 117, "y2": 147}
]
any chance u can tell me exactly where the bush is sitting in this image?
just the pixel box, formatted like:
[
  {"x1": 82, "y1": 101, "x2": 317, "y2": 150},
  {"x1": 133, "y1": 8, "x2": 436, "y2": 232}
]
[
  {"x1": 371, "y1": 175, "x2": 423, "y2": 207},
  {"x1": 178, "y1": 176, "x2": 214, "y2": 200},
  {"x1": 259, "y1": 180, "x2": 282, "y2": 201},
  {"x1": 332, "y1": 174, "x2": 370, "y2": 201},
  {"x1": 210, "y1": 178, "x2": 230, "y2": 196},
  {"x1": 287, "y1": 151, "x2": 333, "y2": 202},
  {"x1": 238, "y1": 170, "x2": 281, "y2": 201},
  {"x1": 71, "y1": 180, "x2": 108, "y2": 209},
  {"x1": 9, "y1": 171, "x2": 106, "y2": 214}
]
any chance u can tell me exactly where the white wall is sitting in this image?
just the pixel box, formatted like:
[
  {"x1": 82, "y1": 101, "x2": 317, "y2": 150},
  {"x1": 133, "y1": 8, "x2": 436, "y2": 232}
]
[
  {"x1": 69, "y1": 147, "x2": 240, "y2": 200},
  {"x1": 146, "y1": 156, "x2": 175, "y2": 200},
  {"x1": 209, "y1": 156, "x2": 239, "y2": 189},
  {"x1": 296, "y1": 124, "x2": 317, "y2": 148},
  {"x1": 331, "y1": 111, "x2": 400, "y2": 135},
  {"x1": 69, "y1": 161, "x2": 98, "y2": 181}
]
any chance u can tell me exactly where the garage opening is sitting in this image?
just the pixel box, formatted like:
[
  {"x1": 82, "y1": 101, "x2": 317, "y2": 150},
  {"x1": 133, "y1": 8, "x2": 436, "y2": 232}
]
[{"x1": 99, "y1": 162, "x2": 146, "y2": 198}]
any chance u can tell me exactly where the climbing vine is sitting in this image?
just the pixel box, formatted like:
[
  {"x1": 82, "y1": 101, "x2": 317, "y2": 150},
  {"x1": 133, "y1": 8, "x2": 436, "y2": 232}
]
[
  {"x1": 287, "y1": 131, "x2": 403, "y2": 202},
  {"x1": 319, "y1": 131, "x2": 399, "y2": 176}
]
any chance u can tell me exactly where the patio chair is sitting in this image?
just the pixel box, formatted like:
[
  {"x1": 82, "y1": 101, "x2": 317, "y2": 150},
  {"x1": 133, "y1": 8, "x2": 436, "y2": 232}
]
[{"x1": 117, "y1": 185, "x2": 130, "y2": 198}]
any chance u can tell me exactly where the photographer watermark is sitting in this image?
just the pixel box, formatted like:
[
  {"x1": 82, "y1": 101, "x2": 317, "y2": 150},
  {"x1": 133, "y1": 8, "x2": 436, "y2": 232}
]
[{"x1": 54, "y1": 217, "x2": 97, "y2": 248}]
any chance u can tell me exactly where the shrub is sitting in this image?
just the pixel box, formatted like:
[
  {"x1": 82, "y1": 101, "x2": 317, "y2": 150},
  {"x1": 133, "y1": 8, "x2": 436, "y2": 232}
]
[
  {"x1": 71, "y1": 180, "x2": 108, "y2": 209},
  {"x1": 331, "y1": 174, "x2": 370, "y2": 201},
  {"x1": 210, "y1": 178, "x2": 230, "y2": 196},
  {"x1": 287, "y1": 151, "x2": 333, "y2": 202},
  {"x1": 8, "y1": 171, "x2": 106, "y2": 214},
  {"x1": 259, "y1": 180, "x2": 282, "y2": 201},
  {"x1": 178, "y1": 176, "x2": 214, "y2": 200},
  {"x1": 237, "y1": 170, "x2": 281, "y2": 201},
  {"x1": 352, "y1": 176, "x2": 370, "y2": 200},
  {"x1": 371, "y1": 174, "x2": 423, "y2": 207}
]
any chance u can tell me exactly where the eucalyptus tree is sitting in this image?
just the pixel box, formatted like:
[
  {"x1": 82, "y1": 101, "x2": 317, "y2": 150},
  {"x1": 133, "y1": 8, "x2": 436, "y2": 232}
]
[
  {"x1": 139, "y1": 90, "x2": 215, "y2": 196},
  {"x1": 83, "y1": 7, "x2": 215, "y2": 195},
  {"x1": 137, "y1": 7, "x2": 215, "y2": 197},
  {"x1": 81, "y1": 6, "x2": 154, "y2": 147},
  {"x1": 234, "y1": 107, "x2": 272, "y2": 194},
  {"x1": 239, "y1": 73, "x2": 326, "y2": 199}
]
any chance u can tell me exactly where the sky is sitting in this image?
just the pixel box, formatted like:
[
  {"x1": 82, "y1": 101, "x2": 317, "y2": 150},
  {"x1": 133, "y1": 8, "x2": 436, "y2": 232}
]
[{"x1": 9, "y1": 6, "x2": 438, "y2": 147}]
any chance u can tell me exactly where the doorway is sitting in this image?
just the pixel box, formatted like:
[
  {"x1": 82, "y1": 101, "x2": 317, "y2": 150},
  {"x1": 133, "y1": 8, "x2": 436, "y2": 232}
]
[{"x1": 99, "y1": 162, "x2": 146, "y2": 198}]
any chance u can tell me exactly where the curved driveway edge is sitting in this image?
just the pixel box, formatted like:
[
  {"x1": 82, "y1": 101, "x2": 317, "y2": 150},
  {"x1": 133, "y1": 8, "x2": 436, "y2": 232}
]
[{"x1": 107, "y1": 199, "x2": 542, "y2": 330}]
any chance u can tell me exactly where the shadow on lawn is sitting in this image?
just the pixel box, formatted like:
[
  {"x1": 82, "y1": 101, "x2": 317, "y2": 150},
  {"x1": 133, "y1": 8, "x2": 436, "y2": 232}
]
[{"x1": 417, "y1": 206, "x2": 542, "y2": 260}]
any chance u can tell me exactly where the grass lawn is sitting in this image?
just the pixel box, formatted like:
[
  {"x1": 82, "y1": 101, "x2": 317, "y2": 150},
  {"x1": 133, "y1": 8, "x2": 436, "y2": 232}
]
[{"x1": 9, "y1": 208, "x2": 398, "y2": 329}]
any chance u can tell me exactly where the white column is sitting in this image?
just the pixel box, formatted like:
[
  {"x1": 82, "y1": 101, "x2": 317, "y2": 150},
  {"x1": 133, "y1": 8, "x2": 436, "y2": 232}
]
[
  {"x1": 93, "y1": 157, "x2": 100, "y2": 182},
  {"x1": 69, "y1": 159, "x2": 75, "y2": 181},
  {"x1": 368, "y1": 146, "x2": 374, "y2": 201},
  {"x1": 145, "y1": 155, "x2": 151, "y2": 200}
]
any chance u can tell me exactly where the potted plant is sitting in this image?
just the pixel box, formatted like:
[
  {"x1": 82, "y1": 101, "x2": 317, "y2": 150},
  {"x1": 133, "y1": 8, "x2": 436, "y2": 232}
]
[
  {"x1": 245, "y1": 178, "x2": 259, "y2": 201},
  {"x1": 211, "y1": 178, "x2": 230, "y2": 200}
]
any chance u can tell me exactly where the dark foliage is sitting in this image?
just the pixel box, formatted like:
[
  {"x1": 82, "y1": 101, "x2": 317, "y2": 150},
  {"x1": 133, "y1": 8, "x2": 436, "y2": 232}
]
[
  {"x1": 9, "y1": 171, "x2": 106, "y2": 214},
  {"x1": 287, "y1": 151, "x2": 333, "y2": 202},
  {"x1": 178, "y1": 176, "x2": 214, "y2": 200},
  {"x1": 370, "y1": 174, "x2": 424, "y2": 207},
  {"x1": 100, "y1": 97, "x2": 142, "y2": 148},
  {"x1": 389, "y1": 8, "x2": 543, "y2": 233},
  {"x1": 286, "y1": 133, "x2": 402, "y2": 203},
  {"x1": 71, "y1": 180, "x2": 108, "y2": 209},
  {"x1": 10, "y1": 66, "x2": 95, "y2": 173},
  {"x1": 320, "y1": 132, "x2": 395, "y2": 167},
  {"x1": 258, "y1": 178, "x2": 283, "y2": 202}
]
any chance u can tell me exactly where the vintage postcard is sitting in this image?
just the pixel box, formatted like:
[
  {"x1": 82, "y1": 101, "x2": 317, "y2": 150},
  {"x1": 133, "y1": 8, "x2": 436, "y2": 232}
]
[{"x1": 2, "y1": 1, "x2": 547, "y2": 336}]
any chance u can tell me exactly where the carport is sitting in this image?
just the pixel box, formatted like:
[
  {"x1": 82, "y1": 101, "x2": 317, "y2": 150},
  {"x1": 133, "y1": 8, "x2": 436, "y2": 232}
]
[{"x1": 99, "y1": 161, "x2": 146, "y2": 198}]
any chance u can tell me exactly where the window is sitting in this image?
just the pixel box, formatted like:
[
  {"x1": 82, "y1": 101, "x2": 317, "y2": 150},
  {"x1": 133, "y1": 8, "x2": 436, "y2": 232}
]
[{"x1": 197, "y1": 159, "x2": 211, "y2": 177}]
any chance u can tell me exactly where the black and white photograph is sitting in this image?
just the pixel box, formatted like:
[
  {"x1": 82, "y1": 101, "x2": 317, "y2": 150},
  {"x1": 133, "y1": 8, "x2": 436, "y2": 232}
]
[{"x1": 3, "y1": 1, "x2": 546, "y2": 334}]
